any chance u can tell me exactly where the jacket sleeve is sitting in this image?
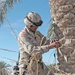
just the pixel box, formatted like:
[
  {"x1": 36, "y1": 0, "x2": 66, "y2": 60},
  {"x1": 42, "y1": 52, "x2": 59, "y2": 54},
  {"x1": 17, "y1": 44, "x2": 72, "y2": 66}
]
[{"x1": 18, "y1": 32, "x2": 50, "y2": 55}]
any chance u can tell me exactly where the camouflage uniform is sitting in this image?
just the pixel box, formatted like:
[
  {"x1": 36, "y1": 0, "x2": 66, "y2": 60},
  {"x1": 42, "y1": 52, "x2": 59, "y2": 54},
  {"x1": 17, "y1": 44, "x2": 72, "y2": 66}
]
[{"x1": 18, "y1": 27, "x2": 50, "y2": 75}]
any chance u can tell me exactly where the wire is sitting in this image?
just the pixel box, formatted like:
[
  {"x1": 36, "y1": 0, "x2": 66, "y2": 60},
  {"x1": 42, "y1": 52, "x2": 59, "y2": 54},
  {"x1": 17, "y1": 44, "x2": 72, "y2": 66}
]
[
  {"x1": 0, "y1": 48, "x2": 18, "y2": 53},
  {"x1": 1, "y1": 7, "x2": 17, "y2": 40},
  {"x1": 0, "y1": 55, "x2": 17, "y2": 62},
  {"x1": 0, "y1": 7, "x2": 19, "y2": 64},
  {"x1": 5, "y1": 16, "x2": 18, "y2": 39},
  {"x1": 48, "y1": 50, "x2": 55, "y2": 64}
]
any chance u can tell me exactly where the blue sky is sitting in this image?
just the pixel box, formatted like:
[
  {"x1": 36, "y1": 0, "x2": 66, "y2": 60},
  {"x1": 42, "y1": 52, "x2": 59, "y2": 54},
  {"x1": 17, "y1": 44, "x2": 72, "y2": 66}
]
[{"x1": 0, "y1": 0, "x2": 57, "y2": 65}]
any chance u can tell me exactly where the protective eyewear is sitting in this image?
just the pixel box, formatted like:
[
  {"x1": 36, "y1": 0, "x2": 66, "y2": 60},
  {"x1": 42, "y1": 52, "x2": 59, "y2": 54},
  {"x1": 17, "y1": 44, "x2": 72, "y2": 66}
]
[{"x1": 26, "y1": 16, "x2": 43, "y2": 26}]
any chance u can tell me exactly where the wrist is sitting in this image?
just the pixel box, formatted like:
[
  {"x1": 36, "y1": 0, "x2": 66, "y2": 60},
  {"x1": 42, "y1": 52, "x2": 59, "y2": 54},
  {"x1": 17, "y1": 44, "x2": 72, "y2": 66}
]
[{"x1": 48, "y1": 44, "x2": 53, "y2": 49}]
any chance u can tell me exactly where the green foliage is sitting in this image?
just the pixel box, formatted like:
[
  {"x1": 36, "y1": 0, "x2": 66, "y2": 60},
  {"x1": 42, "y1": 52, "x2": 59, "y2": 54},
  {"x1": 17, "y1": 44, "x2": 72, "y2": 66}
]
[
  {"x1": 47, "y1": 23, "x2": 57, "y2": 40},
  {"x1": 0, "y1": 2, "x2": 7, "y2": 25},
  {"x1": 47, "y1": 64, "x2": 59, "y2": 73},
  {"x1": 0, "y1": 0, "x2": 21, "y2": 26},
  {"x1": 0, "y1": 61, "x2": 10, "y2": 69}
]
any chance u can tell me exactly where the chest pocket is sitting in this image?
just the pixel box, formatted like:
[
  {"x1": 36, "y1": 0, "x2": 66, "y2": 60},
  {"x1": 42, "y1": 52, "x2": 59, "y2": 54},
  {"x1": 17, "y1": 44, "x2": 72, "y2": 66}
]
[
  {"x1": 28, "y1": 36, "x2": 38, "y2": 46},
  {"x1": 36, "y1": 34, "x2": 41, "y2": 45}
]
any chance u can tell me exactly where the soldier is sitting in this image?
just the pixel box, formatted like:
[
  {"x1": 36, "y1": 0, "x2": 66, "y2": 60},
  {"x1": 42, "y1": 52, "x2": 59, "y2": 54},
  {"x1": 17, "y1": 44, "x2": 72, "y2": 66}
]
[{"x1": 18, "y1": 12, "x2": 60, "y2": 75}]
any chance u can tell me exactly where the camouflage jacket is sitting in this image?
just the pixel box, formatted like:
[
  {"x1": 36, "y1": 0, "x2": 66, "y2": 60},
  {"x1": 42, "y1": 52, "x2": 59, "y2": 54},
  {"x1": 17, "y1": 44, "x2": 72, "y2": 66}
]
[{"x1": 18, "y1": 27, "x2": 50, "y2": 67}]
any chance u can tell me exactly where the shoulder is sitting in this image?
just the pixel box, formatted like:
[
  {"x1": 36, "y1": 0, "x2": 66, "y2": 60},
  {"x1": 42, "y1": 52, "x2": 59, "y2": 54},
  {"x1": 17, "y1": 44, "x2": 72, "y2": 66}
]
[
  {"x1": 36, "y1": 30, "x2": 42, "y2": 35},
  {"x1": 36, "y1": 30, "x2": 44, "y2": 37},
  {"x1": 18, "y1": 28, "x2": 27, "y2": 37}
]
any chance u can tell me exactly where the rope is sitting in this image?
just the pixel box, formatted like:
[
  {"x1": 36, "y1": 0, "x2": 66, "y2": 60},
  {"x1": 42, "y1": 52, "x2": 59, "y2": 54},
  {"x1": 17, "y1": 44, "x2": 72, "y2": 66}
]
[
  {"x1": 54, "y1": 48, "x2": 66, "y2": 74},
  {"x1": 48, "y1": 50, "x2": 56, "y2": 64},
  {"x1": 29, "y1": 53, "x2": 39, "y2": 75},
  {"x1": 55, "y1": 48, "x2": 58, "y2": 74},
  {"x1": 36, "y1": 60, "x2": 39, "y2": 75},
  {"x1": 1, "y1": 4, "x2": 59, "y2": 75}
]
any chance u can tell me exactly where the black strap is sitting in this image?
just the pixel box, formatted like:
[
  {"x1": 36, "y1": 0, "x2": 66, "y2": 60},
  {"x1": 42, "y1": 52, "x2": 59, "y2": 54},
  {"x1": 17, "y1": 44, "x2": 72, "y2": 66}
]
[{"x1": 26, "y1": 16, "x2": 43, "y2": 26}]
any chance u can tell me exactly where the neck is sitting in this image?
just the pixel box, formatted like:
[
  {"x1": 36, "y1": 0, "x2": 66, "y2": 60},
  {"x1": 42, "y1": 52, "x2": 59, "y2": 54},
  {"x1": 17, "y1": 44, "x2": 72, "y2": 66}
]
[{"x1": 27, "y1": 27, "x2": 35, "y2": 33}]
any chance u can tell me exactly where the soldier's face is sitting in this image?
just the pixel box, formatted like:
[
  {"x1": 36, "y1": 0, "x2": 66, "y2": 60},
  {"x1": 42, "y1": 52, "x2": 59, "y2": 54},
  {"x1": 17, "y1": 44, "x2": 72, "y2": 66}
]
[{"x1": 30, "y1": 25, "x2": 38, "y2": 32}]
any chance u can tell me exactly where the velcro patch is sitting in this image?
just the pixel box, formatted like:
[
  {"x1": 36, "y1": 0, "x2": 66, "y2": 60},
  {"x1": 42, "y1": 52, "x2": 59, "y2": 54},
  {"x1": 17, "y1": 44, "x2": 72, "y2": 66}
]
[{"x1": 21, "y1": 33, "x2": 25, "y2": 37}]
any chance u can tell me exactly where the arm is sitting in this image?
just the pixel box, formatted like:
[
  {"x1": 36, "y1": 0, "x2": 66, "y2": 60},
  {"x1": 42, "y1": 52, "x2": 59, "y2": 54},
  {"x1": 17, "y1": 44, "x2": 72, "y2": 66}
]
[
  {"x1": 18, "y1": 32, "x2": 50, "y2": 55},
  {"x1": 18, "y1": 31, "x2": 60, "y2": 55}
]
